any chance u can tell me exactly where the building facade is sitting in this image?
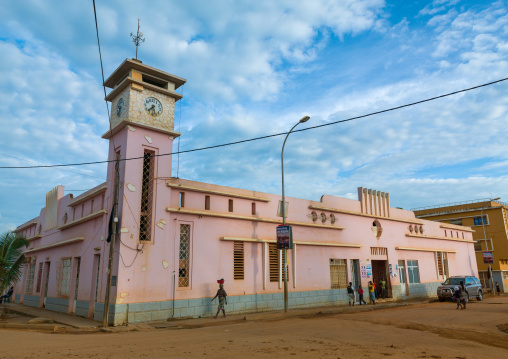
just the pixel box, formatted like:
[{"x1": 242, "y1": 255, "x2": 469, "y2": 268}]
[
  {"x1": 13, "y1": 59, "x2": 478, "y2": 325},
  {"x1": 414, "y1": 199, "x2": 508, "y2": 293}
]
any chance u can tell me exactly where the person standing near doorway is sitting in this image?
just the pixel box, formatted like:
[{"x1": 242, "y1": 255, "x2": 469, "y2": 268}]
[
  {"x1": 368, "y1": 281, "x2": 376, "y2": 305},
  {"x1": 358, "y1": 285, "x2": 367, "y2": 305},
  {"x1": 380, "y1": 278, "x2": 386, "y2": 299},
  {"x1": 347, "y1": 282, "x2": 355, "y2": 306}
]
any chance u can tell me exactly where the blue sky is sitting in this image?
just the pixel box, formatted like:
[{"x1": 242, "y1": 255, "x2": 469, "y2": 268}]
[{"x1": 1, "y1": 0, "x2": 508, "y2": 232}]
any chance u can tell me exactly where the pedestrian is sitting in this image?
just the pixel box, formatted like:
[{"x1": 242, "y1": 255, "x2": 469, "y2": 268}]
[
  {"x1": 368, "y1": 281, "x2": 376, "y2": 305},
  {"x1": 453, "y1": 286, "x2": 463, "y2": 310},
  {"x1": 0, "y1": 286, "x2": 14, "y2": 304},
  {"x1": 211, "y1": 278, "x2": 227, "y2": 318},
  {"x1": 358, "y1": 285, "x2": 367, "y2": 305},
  {"x1": 495, "y1": 282, "x2": 501, "y2": 295},
  {"x1": 373, "y1": 280, "x2": 378, "y2": 299},
  {"x1": 347, "y1": 282, "x2": 355, "y2": 306},
  {"x1": 459, "y1": 281, "x2": 468, "y2": 310},
  {"x1": 380, "y1": 277, "x2": 386, "y2": 299}
]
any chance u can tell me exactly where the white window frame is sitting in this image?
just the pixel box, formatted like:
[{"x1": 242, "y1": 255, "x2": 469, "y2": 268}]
[
  {"x1": 407, "y1": 260, "x2": 420, "y2": 284},
  {"x1": 475, "y1": 238, "x2": 494, "y2": 252}
]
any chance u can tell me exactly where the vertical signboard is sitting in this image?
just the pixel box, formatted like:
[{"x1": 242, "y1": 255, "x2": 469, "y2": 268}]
[{"x1": 276, "y1": 225, "x2": 293, "y2": 249}]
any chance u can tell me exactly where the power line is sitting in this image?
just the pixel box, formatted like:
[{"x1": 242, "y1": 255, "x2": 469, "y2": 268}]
[{"x1": 1, "y1": 76, "x2": 507, "y2": 170}]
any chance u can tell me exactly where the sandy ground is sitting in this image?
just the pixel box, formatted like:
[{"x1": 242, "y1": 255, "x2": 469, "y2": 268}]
[{"x1": 1, "y1": 297, "x2": 507, "y2": 358}]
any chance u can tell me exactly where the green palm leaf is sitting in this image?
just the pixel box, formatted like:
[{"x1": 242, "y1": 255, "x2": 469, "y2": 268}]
[{"x1": 0, "y1": 231, "x2": 29, "y2": 293}]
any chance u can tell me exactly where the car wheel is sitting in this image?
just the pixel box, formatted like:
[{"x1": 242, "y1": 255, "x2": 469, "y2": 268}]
[
  {"x1": 438, "y1": 297, "x2": 445, "y2": 302},
  {"x1": 477, "y1": 291, "x2": 483, "y2": 301}
]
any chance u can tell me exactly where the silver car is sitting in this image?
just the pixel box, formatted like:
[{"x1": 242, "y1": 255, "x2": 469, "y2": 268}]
[{"x1": 437, "y1": 276, "x2": 483, "y2": 302}]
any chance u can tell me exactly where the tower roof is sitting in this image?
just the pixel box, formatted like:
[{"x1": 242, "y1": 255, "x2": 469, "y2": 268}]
[{"x1": 104, "y1": 58, "x2": 186, "y2": 89}]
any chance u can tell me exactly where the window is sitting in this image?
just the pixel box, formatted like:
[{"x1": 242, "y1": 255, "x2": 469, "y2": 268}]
[
  {"x1": 502, "y1": 271, "x2": 508, "y2": 280},
  {"x1": 140, "y1": 151, "x2": 155, "y2": 241},
  {"x1": 474, "y1": 216, "x2": 488, "y2": 226},
  {"x1": 91, "y1": 199, "x2": 94, "y2": 214},
  {"x1": 228, "y1": 199, "x2": 233, "y2": 212},
  {"x1": 178, "y1": 224, "x2": 191, "y2": 287},
  {"x1": 474, "y1": 240, "x2": 483, "y2": 251},
  {"x1": 330, "y1": 259, "x2": 348, "y2": 289},
  {"x1": 205, "y1": 195, "x2": 210, "y2": 210},
  {"x1": 436, "y1": 252, "x2": 448, "y2": 278},
  {"x1": 407, "y1": 260, "x2": 420, "y2": 284},
  {"x1": 251, "y1": 202, "x2": 256, "y2": 215},
  {"x1": 233, "y1": 241, "x2": 244, "y2": 280},
  {"x1": 269, "y1": 243, "x2": 279, "y2": 282},
  {"x1": 450, "y1": 219, "x2": 462, "y2": 226},
  {"x1": 179, "y1": 192, "x2": 185, "y2": 208},
  {"x1": 500, "y1": 259, "x2": 508, "y2": 265},
  {"x1": 58, "y1": 258, "x2": 72, "y2": 296},
  {"x1": 36, "y1": 262, "x2": 43, "y2": 292},
  {"x1": 25, "y1": 262, "x2": 35, "y2": 293}
]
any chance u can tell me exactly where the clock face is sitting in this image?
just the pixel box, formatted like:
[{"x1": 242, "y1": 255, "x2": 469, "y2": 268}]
[
  {"x1": 144, "y1": 97, "x2": 163, "y2": 117},
  {"x1": 116, "y1": 98, "x2": 124, "y2": 117}
]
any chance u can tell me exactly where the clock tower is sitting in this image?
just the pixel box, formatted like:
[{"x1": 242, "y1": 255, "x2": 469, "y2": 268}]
[
  {"x1": 101, "y1": 59, "x2": 186, "y2": 302},
  {"x1": 102, "y1": 58, "x2": 186, "y2": 137}
]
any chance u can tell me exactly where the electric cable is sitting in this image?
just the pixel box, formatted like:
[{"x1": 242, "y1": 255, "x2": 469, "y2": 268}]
[{"x1": 2, "y1": 76, "x2": 507, "y2": 170}]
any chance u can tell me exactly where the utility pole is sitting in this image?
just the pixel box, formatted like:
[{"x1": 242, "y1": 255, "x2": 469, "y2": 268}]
[
  {"x1": 480, "y1": 197, "x2": 500, "y2": 293},
  {"x1": 103, "y1": 153, "x2": 121, "y2": 327}
]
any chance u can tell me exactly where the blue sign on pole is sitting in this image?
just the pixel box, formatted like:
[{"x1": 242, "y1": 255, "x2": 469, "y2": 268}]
[{"x1": 277, "y1": 225, "x2": 293, "y2": 249}]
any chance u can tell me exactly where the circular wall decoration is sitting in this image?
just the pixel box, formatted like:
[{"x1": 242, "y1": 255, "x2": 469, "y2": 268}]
[{"x1": 371, "y1": 220, "x2": 383, "y2": 238}]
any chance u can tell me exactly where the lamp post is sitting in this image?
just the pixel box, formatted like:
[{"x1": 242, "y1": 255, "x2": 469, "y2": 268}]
[
  {"x1": 281, "y1": 115, "x2": 310, "y2": 313},
  {"x1": 480, "y1": 196, "x2": 500, "y2": 292}
]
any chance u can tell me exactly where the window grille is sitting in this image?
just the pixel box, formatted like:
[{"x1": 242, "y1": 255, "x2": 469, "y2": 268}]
[
  {"x1": 437, "y1": 252, "x2": 443, "y2": 276},
  {"x1": 330, "y1": 259, "x2": 348, "y2": 289},
  {"x1": 370, "y1": 247, "x2": 387, "y2": 256},
  {"x1": 139, "y1": 151, "x2": 155, "y2": 241},
  {"x1": 269, "y1": 243, "x2": 279, "y2": 282},
  {"x1": 233, "y1": 241, "x2": 244, "y2": 280},
  {"x1": 407, "y1": 260, "x2": 420, "y2": 284},
  {"x1": 178, "y1": 224, "x2": 191, "y2": 287},
  {"x1": 36, "y1": 262, "x2": 43, "y2": 292},
  {"x1": 57, "y1": 258, "x2": 72, "y2": 296},
  {"x1": 25, "y1": 262, "x2": 35, "y2": 293}
]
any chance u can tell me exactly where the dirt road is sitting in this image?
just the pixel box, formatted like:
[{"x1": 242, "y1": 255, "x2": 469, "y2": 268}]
[{"x1": 2, "y1": 297, "x2": 507, "y2": 358}]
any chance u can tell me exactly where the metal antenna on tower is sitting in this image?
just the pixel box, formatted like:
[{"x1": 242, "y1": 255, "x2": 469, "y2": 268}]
[{"x1": 130, "y1": 19, "x2": 145, "y2": 60}]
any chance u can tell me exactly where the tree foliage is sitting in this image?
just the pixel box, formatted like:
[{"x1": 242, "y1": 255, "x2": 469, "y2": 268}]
[{"x1": 0, "y1": 231, "x2": 29, "y2": 293}]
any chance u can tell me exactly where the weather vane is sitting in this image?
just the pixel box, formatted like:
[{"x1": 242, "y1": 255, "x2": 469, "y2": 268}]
[{"x1": 130, "y1": 18, "x2": 145, "y2": 60}]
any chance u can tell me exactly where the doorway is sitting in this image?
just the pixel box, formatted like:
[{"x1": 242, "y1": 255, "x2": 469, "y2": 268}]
[
  {"x1": 73, "y1": 258, "x2": 81, "y2": 313},
  {"x1": 88, "y1": 254, "x2": 101, "y2": 318},
  {"x1": 350, "y1": 259, "x2": 360, "y2": 300},
  {"x1": 371, "y1": 260, "x2": 390, "y2": 298},
  {"x1": 43, "y1": 262, "x2": 51, "y2": 307},
  {"x1": 398, "y1": 260, "x2": 408, "y2": 297}
]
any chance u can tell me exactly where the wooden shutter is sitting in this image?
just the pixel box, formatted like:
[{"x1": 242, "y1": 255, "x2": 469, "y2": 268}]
[
  {"x1": 233, "y1": 241, "x2": 244, "y2": 280},
  {"x1": 269, "y1": 243, "x2": 279, "y2": 282}
]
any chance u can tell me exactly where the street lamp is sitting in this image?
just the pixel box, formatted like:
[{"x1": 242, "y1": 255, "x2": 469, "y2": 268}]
[
  {"x1": 480, "y1": 196, "x2": 500, "y2": 292},
  {"x1": 281, "y1": 115, "x2": 310, "y2": 313}
]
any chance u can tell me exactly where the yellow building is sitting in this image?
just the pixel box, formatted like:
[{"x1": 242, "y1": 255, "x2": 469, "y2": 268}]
[{"x1": 413, "y1": 198, "x2": 508, "y2": 293}]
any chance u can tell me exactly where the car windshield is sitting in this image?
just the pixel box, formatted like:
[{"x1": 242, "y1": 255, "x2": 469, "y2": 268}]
[{"x1": 443, "y1": 278, "x2": 464, "y2": 285}]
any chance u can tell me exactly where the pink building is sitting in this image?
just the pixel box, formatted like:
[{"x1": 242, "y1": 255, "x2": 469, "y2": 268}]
[{"x1": 13, "y1": 59, "x2": 478, "y2": 325}]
